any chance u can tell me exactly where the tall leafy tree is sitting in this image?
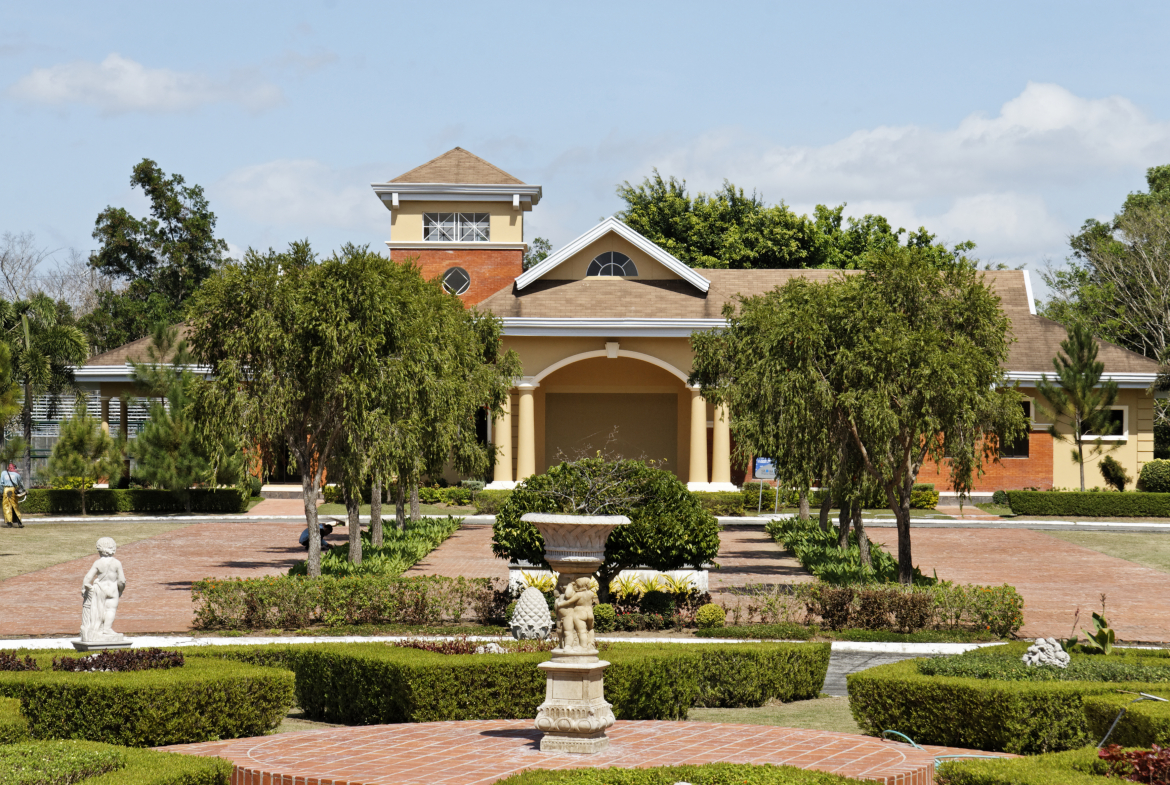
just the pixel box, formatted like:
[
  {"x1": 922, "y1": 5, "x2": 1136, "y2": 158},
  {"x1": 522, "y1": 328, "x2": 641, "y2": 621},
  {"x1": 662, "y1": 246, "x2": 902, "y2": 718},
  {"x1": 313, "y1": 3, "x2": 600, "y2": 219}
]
[
  {"x1": 131, "y1": 324, "x2": 242, "y2": 512},
  {"x1": 523, "y1": 237, "x2": 552, "y2": 271},
  {"x1": 46, "y1": 401, "x2": 122, "y2": 515},
  {"x1": 83, "y1": 159, "x2": 229, "y2": 354},
  {"x1": 691, "y1": 246, "x2": 1026, "y2": 583},
  {"x1": 2, "y1": 293, "x2": 89, "y2": 480},
  {"x1": 1036, "y1": 324, "x2": 1121, "y2": 491}
]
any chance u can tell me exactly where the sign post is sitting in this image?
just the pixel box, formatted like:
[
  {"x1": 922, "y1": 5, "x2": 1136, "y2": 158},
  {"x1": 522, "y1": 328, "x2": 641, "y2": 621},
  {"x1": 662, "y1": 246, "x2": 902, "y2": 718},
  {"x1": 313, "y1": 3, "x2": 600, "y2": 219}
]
[{"x1": 753, "y1": 458, "x2": 776, "y2": 514}]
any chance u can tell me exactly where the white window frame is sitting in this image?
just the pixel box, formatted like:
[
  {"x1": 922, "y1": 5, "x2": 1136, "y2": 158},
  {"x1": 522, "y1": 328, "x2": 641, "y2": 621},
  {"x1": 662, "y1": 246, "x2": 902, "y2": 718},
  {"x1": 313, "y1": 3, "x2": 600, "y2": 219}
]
[
  {"x1": 586, "y1": 251, "x2": 639, "y2": 277},
  {"x1": 423, "y1": 213, "x2": 490, "y2": 242},
  {"x1": 1085, "y1": 405, "x2": 1128, "y2": 441}
]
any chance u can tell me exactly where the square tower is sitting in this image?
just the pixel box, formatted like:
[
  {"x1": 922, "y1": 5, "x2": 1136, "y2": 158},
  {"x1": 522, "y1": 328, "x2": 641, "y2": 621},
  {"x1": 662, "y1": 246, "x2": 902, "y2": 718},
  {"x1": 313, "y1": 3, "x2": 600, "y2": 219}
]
[{"x1": 371, "y1": 147, "x2": 541, "y2": 304}]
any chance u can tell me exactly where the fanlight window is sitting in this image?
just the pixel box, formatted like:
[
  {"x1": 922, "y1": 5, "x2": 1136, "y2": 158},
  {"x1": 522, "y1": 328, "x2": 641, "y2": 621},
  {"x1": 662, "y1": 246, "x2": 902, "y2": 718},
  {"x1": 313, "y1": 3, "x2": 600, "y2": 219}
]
[
  {"x1": 442, "y1": 267, "x2": 471, "y2": 296},
  {"x1": 586, "y1": 251, "x2": 638, "y2": 277},
  {"x1": 424, "y1": 213, "x2": 490, "y2": 242}
]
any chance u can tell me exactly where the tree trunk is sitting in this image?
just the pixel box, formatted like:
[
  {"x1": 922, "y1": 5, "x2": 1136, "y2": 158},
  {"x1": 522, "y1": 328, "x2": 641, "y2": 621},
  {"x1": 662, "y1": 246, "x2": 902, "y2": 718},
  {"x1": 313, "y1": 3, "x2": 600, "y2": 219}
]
[
  {"x1": 346, "y1": 484, "x2": 361, "y2": 564},
  {"x1": 395, "y1": 477, "x2": 406, "y2": 531},
  {"x1": 1077, "y1": 436, "x2": 1086, "y2": 491},
  {"x1": 370, "y1": 478, "x2": 383, "y2": 547},
  {"x1": 895, "y1": 493, "x2": 914, "y2": 585},
  {"x1": 300, "y1": 461, "x2": 322, "y2": 577},
  {"x1": 836, "y1": 502, "x2": 851, "y2": 549},
  {"x1": 818, "y1": 490, "x2": 833, "y2": 532},
  {"x1": 798, "y1": 489, "x2": 809, "y2": 519},
  {"x1": 410, "y1": 481, "x2": 420, "y2": 523},
  {"x1": 853, "y1": 501, "x2": 871, "y2": 569}
]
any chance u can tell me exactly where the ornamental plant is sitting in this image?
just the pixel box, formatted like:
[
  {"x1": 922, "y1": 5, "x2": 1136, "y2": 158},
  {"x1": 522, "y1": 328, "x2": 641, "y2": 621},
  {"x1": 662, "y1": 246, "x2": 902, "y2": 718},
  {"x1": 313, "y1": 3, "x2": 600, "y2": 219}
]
[{"x1": 45, "y1": 401, "x2": 122, "y2": 515}]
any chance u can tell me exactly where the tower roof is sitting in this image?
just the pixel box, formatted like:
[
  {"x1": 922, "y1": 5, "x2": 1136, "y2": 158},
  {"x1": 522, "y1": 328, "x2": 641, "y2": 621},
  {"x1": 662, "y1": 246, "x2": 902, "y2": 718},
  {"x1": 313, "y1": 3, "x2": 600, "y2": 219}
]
[{"x1": 389, "y1": 147, "x2": 525, "y2": 185}]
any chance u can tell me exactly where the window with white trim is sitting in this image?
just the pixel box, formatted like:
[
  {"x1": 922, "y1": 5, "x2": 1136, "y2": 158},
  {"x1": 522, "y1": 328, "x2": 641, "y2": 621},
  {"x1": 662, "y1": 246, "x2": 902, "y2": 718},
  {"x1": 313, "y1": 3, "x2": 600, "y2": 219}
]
[
  {"x1": 1083, "y1": 406, "x2": 1127, "y2": 440},
  {"x1": 586, "y1": 251, "x2": 638, "y2": 277},
  {"x1": 423, "y1": 213, "x2": 490, "y2": 242},
  {"x1": 999, "y1": 401, "x2": 1031, "y2": 458}
]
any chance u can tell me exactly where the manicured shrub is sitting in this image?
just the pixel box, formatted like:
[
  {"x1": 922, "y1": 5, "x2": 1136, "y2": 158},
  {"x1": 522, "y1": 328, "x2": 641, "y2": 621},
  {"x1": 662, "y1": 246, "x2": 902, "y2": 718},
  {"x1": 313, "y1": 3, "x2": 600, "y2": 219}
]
[
  {"x1": 691, "y1": 491, "x2": 746, "y2": 516},
  {"x1": 21, "y1": 487, "x2": 249, "y2": 514},
  {"x1": 936, "y1": 745, "x2": 1110, "y2": 785},
  {"x1": 0, "y1": 653, "x2": 294, "y2": 747},
  {"x1": 1139, "y1": 459, "x2": 1170, "y2": 493},
  {"x1": 474, "y1": 489, "x2": 512, "y2": 514},
  {"x1": 694, "y1": 622, "x2": 816, "y2": 640},
  {"x1": 991, "y1": 489, "x2": 1009, "y2": 506},
  {"x1": 910, "y1": 488, "x2": 940, "y2": 509},
  {"x1": 0, "y1": 696, "x2": 29, "y2": 743},
  {"x1": 639, "y1": 590, "x2": 675, "y2": 616},
  {"x1": 919, "y1": 652, "x2": 1170, "y2": 683},
  {"x1": 594, "y1": 603, "x2": 616, "y2": 632},
  {"x1": 1006, "y1": 490, "x2": 1170, "y2": 517},
  {"x1": 742, "y1": 482, "x2": 777, "y2": 511},
  {"x1": 496, "y1": 762, "x2": 866, "y2": 785},
  {"x1": 0, "y1": 740, "x2": 233, "y2": 785},
  {"x1": 492, "y1": 458, "x2": 721, "y2": 588},
  {"x1": 1084, "y1": 693, "x2": 1170, "y2": 748},
  {"x1": 695, "y1": 603, "x2": 726, "y2": 629}
]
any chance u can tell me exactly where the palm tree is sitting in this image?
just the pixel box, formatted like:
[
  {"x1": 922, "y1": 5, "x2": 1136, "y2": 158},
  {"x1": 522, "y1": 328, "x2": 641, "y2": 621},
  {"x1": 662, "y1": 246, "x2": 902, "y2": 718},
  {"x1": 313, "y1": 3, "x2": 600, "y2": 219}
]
[{"x1": 4, "y1": 294, "x2": 89, "y2": 482}]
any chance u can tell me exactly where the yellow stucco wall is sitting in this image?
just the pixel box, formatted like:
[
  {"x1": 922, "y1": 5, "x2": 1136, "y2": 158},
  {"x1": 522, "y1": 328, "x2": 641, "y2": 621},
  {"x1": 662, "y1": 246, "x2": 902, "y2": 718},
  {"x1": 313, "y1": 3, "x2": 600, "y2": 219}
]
[
  {"x1": 502, "y1": 336, "x2": 695, "y2": 381},
  {"x1": 552, "y1": 232, "x2": 683, "y2": 280},
  {"x1": 390, "y1": 200, "x2": 523, "y2": 243}
]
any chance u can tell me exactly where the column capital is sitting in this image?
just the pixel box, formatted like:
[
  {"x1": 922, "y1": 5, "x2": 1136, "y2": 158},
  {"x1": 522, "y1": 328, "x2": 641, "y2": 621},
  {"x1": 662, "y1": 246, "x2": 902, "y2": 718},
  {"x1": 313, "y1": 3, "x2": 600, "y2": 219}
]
[{"x1": 517, "y1": 376, "x2": 540, "y2": 390}]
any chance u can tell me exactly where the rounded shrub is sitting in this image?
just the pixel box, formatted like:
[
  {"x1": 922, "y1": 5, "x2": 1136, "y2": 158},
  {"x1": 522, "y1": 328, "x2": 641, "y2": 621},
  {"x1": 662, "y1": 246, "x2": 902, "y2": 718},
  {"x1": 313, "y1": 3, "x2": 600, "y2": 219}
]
[
  {"x1": 695, "y1": 603, "x2": 726, "y2": 630},
  {"x1": 639, "y1": 590, "x2": 675, "y2": 616},
  {"x1": 1138, "y1": 459, "x2": 1170, "y2": 493},
  {"x1": 594, "y1": 603, "x2": 616, "y2": 633},
  {"x1": 491, "y1": 457, "x2": 721, "y2": 587},
  {"x1": 991, "y1": 489, "x2": 1009, "y2": 506}
]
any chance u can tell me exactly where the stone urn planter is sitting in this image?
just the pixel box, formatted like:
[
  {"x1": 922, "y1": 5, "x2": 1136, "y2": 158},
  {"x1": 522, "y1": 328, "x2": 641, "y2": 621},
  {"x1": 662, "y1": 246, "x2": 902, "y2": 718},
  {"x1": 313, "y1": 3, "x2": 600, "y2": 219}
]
[{"x1": 520, "y1": 513, "x2": 630, "y2": 754}]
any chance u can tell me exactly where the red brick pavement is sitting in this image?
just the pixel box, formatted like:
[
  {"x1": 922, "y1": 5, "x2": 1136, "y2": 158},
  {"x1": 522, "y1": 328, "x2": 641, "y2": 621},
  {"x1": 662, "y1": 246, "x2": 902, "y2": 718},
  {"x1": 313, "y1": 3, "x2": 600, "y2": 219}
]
[
  {"x1": 868, "y1": 527, "x2": 1170, "y2": 643},
  {"x1": 709, "y1": 526, "x2": 812, "y2": 593},
  {"x1": 0, "y1": 521, "x2": 338, "y2": 637},
  {"x1": 166, "y1": 720, "x2": 986, "y2": 784},
  {"x1": 405, "y1": 521, "x2": 508, "y2": 581},
  {"x1": 245, "y1": 498, "x2": 318, "y2": 517}
]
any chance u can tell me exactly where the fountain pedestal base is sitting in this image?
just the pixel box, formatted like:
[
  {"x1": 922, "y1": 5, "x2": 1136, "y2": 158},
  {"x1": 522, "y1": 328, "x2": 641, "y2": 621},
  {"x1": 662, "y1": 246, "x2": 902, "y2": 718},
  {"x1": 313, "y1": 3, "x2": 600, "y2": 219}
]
[{"x1": 535, "y1": 657, "x2": 615, "y2": 754}]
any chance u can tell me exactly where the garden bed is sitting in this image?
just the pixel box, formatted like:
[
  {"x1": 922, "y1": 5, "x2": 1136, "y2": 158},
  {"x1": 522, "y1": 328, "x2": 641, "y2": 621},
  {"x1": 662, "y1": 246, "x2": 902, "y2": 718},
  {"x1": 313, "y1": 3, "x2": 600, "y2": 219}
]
[{"x1": 0, "y1": 740, "x2": 232, "y2": 785}]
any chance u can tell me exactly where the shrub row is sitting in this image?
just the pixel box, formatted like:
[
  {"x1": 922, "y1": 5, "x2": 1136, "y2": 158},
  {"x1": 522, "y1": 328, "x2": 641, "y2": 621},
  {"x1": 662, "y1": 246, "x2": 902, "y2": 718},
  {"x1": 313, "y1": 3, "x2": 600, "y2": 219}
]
[
  {"x1": 936, "y1": 746, "x2": 1110, "y2": 785},
  {"x1": 0, "y1": 696, "x2": 29, "y2": 743},
  {"x1": 474, "y1": 488, "x2": 512, "y2": 514},
  {"x1": 0, "y1": 740, "x2": 232, "y2": 785},
  {"x1": 496, "y1": 763, "x2": 866, "y2": 785},
  {"x1": 192, "y1": 574, "x2": 499, "y2": 629},
  {"x1": 323, "y1": 485, "x2": 477, "y2": 507},
  {"x1": 201, "y1": 641, "x2": 830, "y2": 723},
  {"x1": 288, "y1": 516, "x2": 462, "y2": 577},
  {"x1": 919, "y1": 651, "x2": 1170, "y2": 682},
  {"x1": 848, "y1": 643, "x2": 1170, "y2": 754},
  {"x1": 22, "y1": 487, "x2": 249, "y2": 514},
  {"x1": 691, "y1": 491, "x2": 747, "y2": 516},
  {"x1": 767, "y1": 515, "x2": 932, "y2": 585},
  {"x1": 1083, "y1": 692, "x2": 1170, "y2": 747},
  {"x1": 0, "y1": 652, "x2": 294, "y2": 747},
  {"x1": 1006, "y1": 489, "x2": 1170, "y2": 517}
]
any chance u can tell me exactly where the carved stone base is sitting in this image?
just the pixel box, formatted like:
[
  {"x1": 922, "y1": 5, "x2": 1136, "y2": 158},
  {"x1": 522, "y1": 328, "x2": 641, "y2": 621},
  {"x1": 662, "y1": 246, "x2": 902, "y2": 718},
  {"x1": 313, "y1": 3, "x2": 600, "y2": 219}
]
[
  {"x1": 71, "y1": 639, "x2": 132, "y2": 651},
  {"x1": 535, "y1": 659, "x2": 615, "y2": 754}
]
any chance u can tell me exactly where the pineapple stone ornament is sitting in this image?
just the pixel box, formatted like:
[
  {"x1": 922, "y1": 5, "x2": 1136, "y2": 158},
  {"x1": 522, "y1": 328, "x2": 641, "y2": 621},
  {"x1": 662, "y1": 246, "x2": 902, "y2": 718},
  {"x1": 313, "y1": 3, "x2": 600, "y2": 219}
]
[{"x1": 511, "y1": 586, "x2": 553, "y2": 640}]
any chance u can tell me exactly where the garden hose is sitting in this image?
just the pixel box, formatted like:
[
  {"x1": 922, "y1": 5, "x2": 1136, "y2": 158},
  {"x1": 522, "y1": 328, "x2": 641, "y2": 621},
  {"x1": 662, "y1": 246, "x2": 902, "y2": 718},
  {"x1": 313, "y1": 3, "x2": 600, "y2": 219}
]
[
  {"x1": 1098, "y1": 691, "x2": 1169, "y2": 748},
  {"x1": 883, "y1": 730, "x2": 1008, "y2": 766}
]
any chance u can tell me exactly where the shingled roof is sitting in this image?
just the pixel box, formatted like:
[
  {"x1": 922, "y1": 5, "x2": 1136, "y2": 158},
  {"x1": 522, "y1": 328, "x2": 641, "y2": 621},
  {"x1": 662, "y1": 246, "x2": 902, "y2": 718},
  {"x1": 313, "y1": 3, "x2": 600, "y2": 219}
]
[
  {"x1": 389, "y1": 147, "x2": 525, "y2": 185},
  {"x1": 85, "y1": 324, "x2": 192, "y2": 366},
  {"x1": 478, "y1": 269, "x2": 1161, "y2": 375}
]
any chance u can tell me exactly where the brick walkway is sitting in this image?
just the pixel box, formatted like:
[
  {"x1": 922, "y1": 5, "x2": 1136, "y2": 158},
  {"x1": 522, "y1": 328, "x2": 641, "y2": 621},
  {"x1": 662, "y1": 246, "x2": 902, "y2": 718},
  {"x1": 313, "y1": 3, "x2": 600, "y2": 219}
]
[
  {"x1": 868, "y1": 528, "x2": 1170, "y2": 642},
  {"x1": 405, "y1": 519, "x2": 507, "y2": 581},
  {"x1": 708, "y1": 525, "x2": 811, "y2": 593},
  {"x1": 934, "y1": 505, "x2": 1002, "y2": 521},
  {"x1": 166, "y1": 720, "x2": 987, "y2": 784},
  {"x1": 245, "y1": 498, "x2": 318, "y2": 517},
  {"x1": 0, "y1": 521, "x2": 337, "y2": 637}
]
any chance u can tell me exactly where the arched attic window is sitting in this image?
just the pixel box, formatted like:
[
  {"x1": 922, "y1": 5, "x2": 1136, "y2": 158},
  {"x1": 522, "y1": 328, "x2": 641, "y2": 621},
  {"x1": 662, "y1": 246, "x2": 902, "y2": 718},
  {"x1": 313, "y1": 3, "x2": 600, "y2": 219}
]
[{"x1": 586, "y1": 251, "x2": 638, "y2": 277}]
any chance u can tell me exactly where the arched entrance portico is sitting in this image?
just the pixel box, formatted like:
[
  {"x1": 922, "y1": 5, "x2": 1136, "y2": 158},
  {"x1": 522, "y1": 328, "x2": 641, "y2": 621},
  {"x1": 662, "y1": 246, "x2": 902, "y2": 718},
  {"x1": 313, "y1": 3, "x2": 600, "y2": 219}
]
[{"x1": 487, "y1": 349, "x2": 734, "y2": 491}]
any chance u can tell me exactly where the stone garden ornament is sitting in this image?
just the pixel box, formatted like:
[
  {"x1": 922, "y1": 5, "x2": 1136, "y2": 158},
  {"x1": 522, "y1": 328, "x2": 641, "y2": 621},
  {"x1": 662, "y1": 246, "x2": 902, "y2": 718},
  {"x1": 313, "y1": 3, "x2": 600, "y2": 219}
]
[
  {"x1": 521, "y1": 512, "x2": 629, "y2": 754},
  {"x1": 510, "y1": 585, "x2": 553, "y2": 641},
  {"x1": 1022, "y1": 637, "x2": 1070, "y2": 668},
  {"x1": 73, "y1": 537, "x2": 131, "y2": 651}
]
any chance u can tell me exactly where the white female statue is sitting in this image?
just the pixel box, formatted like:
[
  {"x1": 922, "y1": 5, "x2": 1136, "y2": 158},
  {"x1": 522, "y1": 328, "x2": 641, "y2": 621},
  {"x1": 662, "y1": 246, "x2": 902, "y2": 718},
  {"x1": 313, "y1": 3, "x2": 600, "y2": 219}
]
[{"x1": 80, "y1": 537, "x2": 126, "y2": 643}]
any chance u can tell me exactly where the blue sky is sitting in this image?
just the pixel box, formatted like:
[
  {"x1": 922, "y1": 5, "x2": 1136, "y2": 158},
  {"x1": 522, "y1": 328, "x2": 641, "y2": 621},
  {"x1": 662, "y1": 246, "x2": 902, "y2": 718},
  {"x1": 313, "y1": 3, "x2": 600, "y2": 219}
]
[{"x1": 4, "y1": 1, "x2": 1170, "y2": 294}]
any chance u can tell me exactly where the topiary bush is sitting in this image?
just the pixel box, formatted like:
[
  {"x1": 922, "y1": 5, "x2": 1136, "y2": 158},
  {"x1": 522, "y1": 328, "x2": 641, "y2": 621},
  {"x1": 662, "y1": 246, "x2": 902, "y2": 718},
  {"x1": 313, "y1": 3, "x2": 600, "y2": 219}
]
[
  {"x1": 991, "y1": 489, "x2": 1009, "y2": 506},
  {"x1": 594, "y1": 603, "x2": 616, "y2": 632},
  {"x1": 910, "y1": 488, "x2": 940, "y2": 509},
  {"x1": 491, "y1": 457, "x2": 721, "y2": 589},
  {"x1": 695, "y1": 603, "x2": 726, "y2": 629},
  {"x1": 1139, "y1": 459, "x2": 1170, "y2": 493},
  {"x1": 474, "y1": 489, "x2": 512, "y2": 514},
  {"x1": 0, "y1": 740, "x2": 234, "y2": 785}
]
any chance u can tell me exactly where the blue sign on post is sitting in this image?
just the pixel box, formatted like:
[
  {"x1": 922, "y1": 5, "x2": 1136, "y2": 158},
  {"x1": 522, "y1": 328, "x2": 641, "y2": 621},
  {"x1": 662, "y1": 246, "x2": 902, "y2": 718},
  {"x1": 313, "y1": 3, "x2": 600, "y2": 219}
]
[{"x1": 754, "y1": 458, "x2": 776, "y2": 480}]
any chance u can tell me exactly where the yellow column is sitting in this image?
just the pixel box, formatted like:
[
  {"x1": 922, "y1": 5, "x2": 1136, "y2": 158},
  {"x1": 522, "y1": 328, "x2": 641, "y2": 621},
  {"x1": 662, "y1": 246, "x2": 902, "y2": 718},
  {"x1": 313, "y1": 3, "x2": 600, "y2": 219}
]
[
  {"x1": 516, "y1": 383, "x2": 537, "y2": 481},
  {"x1": 688, "y1": 388, "x2": 708, "y2": 487},
  {"x1": 712, "y1": 402, "x2": 732, "y2": 487},
  {"x1": 100, "y1": 397, "x2": 110, "y2": 435},
  {"x1": 493, "y1": 394, "x2": 513, "y2": 483}
]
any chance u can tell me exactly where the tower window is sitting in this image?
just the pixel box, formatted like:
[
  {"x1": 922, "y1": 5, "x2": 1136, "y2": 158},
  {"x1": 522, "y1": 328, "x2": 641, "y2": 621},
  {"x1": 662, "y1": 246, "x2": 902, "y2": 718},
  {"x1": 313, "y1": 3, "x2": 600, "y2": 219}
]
[
  {"x1": 586, "y1": 251, "x2": 638, "y2": 277},
  {"x1": 442, "y1": 266, "x2": 471, "y2": 295},
  {"x1": 424, "y1": 213, "x2": 490, "y2": 242}
]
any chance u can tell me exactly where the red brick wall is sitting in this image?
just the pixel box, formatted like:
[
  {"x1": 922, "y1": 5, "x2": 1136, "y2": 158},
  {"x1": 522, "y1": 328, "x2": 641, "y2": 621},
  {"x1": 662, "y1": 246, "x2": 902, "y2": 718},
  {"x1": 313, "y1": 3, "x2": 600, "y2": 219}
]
[
  {"x1": 916, "y1": 432, "x2": 1054, "y2": 491},
  {"x1": 391, "y1": 248, "x2": 522, "y2": 305}
]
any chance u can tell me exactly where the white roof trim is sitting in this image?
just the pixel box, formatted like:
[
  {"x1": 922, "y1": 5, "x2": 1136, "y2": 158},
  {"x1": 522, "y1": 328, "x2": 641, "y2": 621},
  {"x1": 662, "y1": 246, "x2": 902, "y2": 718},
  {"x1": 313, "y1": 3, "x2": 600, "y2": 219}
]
[
  {"x1": 1005, "y1": 371, "x2": 1157, "y2": 389},
  {"x1": 74, "y1": 364, "x2": 212, "y2": 383},
  {"x1": 370, "y1": 182, "x2": 542, "y2": 206},
  {"x1": 1023, "y1": 269, "x2": 1036, "y2": 315},
  {"x1": 530, "y1": 349, "x2": 690, "y2": 384},
  {"x1": 502, "y1": 317, "x2": 724, "y2": 338},
  {"x1": 514, "y1": 216, "x2": 711, "y2": 293}
]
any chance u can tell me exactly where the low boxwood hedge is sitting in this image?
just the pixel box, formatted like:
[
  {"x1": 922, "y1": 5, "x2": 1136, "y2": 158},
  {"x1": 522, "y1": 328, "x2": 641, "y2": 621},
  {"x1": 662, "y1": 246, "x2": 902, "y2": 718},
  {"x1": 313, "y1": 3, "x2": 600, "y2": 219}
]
[
  {"x1": 0, "y1": 652, "x2": 294, "y2": 747},
  {"x1": 848, "y1": 643, "x2": 1170, "y2": 754},
  {"x1": 496, "y1": 763, "x2": 866, "y2": 784},
  {"x1": 0, "y1": 740, "x2": 232, "y2": 785},
  {"x1": 199, "y1": 641, "x2": 829, "y2": 724},
  {"x1": 22, "y1": 488, "x2": 249, "y2": 515},
  {"x1": 0, "y1": 696, "x2": 29, "y2": 743},
  {"x1": 692, "y1": 491, "x2": 747, "y2": 516},
  {"x1": 936, "y1": 745, "x2": 1109, "y2": 785},
  {"x1": 474, "y1": 489, "x2": 512, "y2": 514},
  {"x1": 1005, "y1": 489, "x2": 1170, "y2": 517},
  {"x1": 1083, "y1": 692, "x2": 1170, "y2": 747}
]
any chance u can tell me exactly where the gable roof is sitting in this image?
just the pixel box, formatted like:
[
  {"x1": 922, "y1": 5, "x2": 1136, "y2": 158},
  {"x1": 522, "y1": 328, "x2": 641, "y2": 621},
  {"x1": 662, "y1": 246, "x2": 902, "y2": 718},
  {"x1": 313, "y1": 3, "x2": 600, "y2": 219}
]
[
  {"x1": 514, "y1": 216, "x2": 712, "y2": 293},
  {"x1": 84, "y1": 324, "x2": 192, "y2": 366},
  {"x1": 389, "y1": 147, "x2": 525, "y2": 185}
]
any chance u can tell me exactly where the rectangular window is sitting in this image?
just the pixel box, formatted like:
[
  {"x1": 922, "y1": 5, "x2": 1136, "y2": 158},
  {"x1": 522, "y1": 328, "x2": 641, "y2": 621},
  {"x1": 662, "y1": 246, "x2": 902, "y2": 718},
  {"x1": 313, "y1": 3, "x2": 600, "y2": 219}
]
[
  {"x1": 423, "y1": 213, "x2": 489, "y2": 242},
  {"x1": 1000, "y1": 401, "x2": 1031, "y2": 458},
  {"x1": 1083, "y1": 407, "x2": 1127, "y2": 439}
]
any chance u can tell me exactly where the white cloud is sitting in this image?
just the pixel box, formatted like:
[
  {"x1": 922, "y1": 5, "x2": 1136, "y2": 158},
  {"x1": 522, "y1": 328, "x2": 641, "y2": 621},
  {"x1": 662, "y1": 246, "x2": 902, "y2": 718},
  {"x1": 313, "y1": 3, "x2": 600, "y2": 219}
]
[{"x1": 8, "y1": 53, "x2": 282, "y2": 114}]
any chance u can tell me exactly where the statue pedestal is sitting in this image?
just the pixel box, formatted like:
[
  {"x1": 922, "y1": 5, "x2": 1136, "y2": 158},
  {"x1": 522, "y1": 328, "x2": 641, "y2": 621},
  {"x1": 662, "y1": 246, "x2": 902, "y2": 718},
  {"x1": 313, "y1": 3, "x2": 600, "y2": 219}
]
[
  {"x1": 535, "y1": 654, "x2": 615, "y2": 754},
  {"x1": 71, "y1": 639, "x2": 132, "y2": 652}
]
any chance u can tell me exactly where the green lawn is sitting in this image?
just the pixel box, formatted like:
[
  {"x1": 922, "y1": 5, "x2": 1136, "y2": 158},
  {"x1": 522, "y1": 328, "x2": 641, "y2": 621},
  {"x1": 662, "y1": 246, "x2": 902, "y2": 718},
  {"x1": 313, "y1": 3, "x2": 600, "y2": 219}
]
[
  {"x1": 975, "y1": 503, "x2": 1014, "y2": 517},
  {"x1": 316, "y1": 503, "x2": 474, "y2": 517},
  {"x1": 0, "y1": 522, "x2": 191, "y2": 582},
  {"x1": 688, "y1": 696, "x2": 860, "y2": 734},
  {"x1": 1044, "y1": 530, "x2": 1170, "y2": 574}
]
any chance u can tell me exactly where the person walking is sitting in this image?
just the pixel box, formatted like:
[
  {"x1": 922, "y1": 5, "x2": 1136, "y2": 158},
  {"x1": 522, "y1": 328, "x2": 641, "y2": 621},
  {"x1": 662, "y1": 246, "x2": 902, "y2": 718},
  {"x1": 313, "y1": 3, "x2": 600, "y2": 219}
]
[{"x1": 1, "y1": 463, "x2": 23, "y2": 528}]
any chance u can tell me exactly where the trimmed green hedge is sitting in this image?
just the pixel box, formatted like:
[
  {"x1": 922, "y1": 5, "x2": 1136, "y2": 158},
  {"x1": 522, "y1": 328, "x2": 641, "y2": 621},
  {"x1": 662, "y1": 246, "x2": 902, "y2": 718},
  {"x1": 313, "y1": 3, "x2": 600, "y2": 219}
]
[
  {"x1": 198, "y1": 641, "x2": 829, "y2": 724},
  {"x1": 1006, "y1": 489, "x2": 1170, "y2": 517},
  {"x1": 848, "y1": 644, "x2": 1170, "y2": 754},
  {"x1": 0, "y1": 696, "x2": 29, "y2": 743},
  {"x1": 0, "y1": 653, "x2": 294, "y2": 747},
  {"x1": 495, "y1": 763, "x2": 866, "y2": 784},
  {"x1": 936, "y1": 746, "x2": 1109, "y2": 785},
  {"x1": 22, "y1": 488, "x2": 249, "y2": 514},
  {"x1": 0, "y1": 740, "x2": 232, "y2": 785},
  {"x1": 1083, "y1": 692, "x2": 1170, "y2": 747},
  {"x1": 692, "y1": 491, "x2": 747, "y2": 516},
  {"x1": 474, "y1": 489, "x2": 512, "y2": 514}
]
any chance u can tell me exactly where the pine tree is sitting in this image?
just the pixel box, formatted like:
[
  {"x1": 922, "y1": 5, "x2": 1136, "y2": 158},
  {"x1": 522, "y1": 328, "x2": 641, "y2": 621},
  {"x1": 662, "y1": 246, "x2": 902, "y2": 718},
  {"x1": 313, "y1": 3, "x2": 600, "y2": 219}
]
[
  {"x1": 47, "y1": 402, "x2": 122, "y2": 515},
  {"x1": 1037, "y1": 324, "x2": 1120, "y2": 491}
]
